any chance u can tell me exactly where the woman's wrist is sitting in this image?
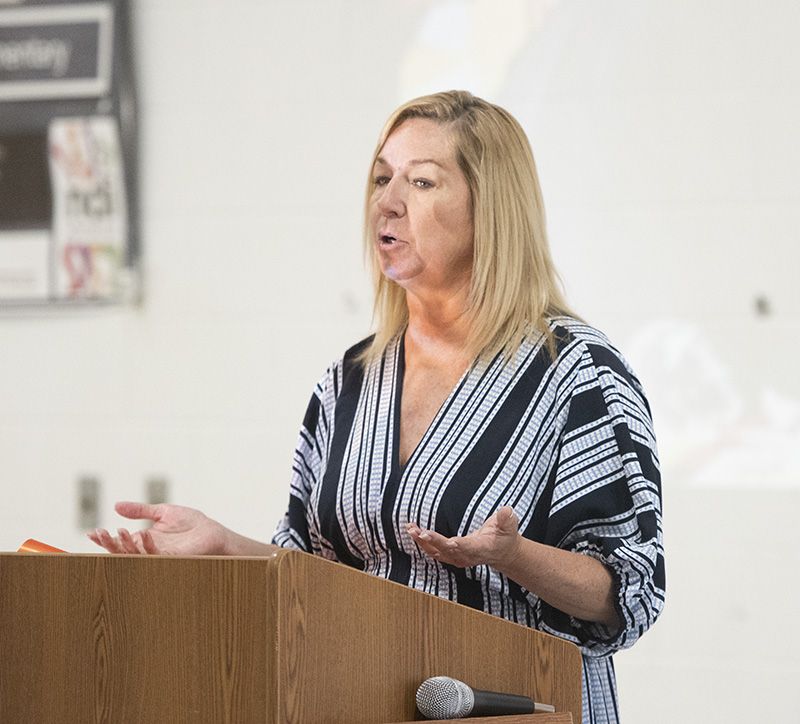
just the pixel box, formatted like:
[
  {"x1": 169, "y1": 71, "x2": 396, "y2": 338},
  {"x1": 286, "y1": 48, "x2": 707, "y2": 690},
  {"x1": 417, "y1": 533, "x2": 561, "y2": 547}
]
[
  {"x1": 221, "y1": 527, "x2": 280, "y2": 557},
  {"x1": 490, "y1": 531, "x2": 525, "y2": 574}
]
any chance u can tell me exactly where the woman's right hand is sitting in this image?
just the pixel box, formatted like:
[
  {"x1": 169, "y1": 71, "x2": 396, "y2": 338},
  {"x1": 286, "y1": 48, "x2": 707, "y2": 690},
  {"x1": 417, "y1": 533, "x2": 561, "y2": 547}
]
[{"x1": 87, "y1": 501, "x2": 232, "y2": 556}]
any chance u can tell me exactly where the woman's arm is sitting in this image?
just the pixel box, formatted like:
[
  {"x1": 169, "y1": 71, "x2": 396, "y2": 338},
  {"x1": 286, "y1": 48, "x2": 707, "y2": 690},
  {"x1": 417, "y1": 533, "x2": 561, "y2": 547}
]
[
  {"x1": 407, "y1": 506, "x2": 619, "y2": 629},
  {"x1": 87, "y1": 501, "x2": 280, "y2": 557}
]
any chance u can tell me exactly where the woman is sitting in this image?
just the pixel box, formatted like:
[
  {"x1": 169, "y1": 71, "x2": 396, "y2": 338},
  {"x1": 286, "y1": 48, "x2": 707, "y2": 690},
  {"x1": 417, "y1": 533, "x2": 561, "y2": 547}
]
[{"x1": 90, "y1": 91, "x2": 665, "y2": 724}]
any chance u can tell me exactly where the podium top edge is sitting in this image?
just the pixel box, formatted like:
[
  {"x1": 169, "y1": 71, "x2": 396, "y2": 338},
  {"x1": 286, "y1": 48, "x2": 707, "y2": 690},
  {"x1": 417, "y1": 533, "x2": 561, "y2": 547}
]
[{"x1": 1, "y1": 550, "x2": 291, "y2": 562}]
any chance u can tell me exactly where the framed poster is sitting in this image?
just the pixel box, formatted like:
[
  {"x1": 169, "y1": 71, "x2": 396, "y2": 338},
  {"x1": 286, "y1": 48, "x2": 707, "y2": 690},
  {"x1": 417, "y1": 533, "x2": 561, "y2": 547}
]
[{"x1": 0, "y1": 0, "x2": 138, "y2": 305}]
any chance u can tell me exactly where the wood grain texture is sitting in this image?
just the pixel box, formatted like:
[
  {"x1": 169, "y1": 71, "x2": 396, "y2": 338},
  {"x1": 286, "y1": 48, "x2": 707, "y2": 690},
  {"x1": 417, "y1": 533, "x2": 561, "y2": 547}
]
[
  {"x1": 274, "y1": 551, "x2": 581, "y2": 724},
  {"x1": 0, "y1": 550, "x2": 581, "y2": 724},
  {"x1": 1, "y1": 553, "x2": 273, "y2": 723}
]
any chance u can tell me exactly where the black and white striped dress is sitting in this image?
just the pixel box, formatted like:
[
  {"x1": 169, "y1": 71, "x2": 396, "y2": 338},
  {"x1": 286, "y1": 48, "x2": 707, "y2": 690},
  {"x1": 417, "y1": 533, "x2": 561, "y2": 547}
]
[{"x1": 274, "y1": 317, "x2": 665, "y2": 724}]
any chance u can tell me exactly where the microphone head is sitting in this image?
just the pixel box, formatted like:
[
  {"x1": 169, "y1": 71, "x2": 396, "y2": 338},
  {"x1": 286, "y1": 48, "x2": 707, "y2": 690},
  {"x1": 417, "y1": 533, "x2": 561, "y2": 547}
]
[{"x1": 416, "y1": 676, "x2": 474, "y2": 719}]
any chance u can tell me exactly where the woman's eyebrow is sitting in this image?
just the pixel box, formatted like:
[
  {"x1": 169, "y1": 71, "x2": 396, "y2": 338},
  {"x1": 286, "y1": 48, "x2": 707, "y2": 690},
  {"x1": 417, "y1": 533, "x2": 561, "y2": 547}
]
[
  {"x1": 408, "y1": 158, "x2": 445, "y2": 168},
  {"x1": 374, "y1": 156, "x2": 446, "y2": 169}
]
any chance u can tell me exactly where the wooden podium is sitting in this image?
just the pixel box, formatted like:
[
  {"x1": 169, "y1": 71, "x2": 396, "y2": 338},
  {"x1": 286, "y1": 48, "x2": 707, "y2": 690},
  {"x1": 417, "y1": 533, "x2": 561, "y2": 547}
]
[{"x1": 0, "y1": 549, "x2": 582, "y2": 724}]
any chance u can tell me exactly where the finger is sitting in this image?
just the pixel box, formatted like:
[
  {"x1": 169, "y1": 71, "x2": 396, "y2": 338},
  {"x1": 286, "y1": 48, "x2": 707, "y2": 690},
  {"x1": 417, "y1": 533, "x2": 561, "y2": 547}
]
[
  {"x1": 416, "y1": 527, "x2": 458, "y2": 548},
  {"x1": 496, "y1": 506, "x2": 519, "y2": 531},
  {"x1": 139, "y1": 529, "x2": 162, "y2": 556},
  {"x1": 407, "y1": 526, "x2": 438, "y2": 553},
  {"x1": 411, "y1": 533, "x2": 461, "y2": 564},
  {"x1": 409, "y1": 524, "x2": 460, "y2": 551},
  {"x1": 415, "y1": 539, "x2": 448, "y2": 562},
  {"x1": 114, "y1": 501, "x2": 161, "y2": 522},
  {"x1": 117, "y1": 528, "x2": 144, "y2": 554},
  {"x1": 91, "y1": 528, "x2": 125, "y2": 554},
  {"x1": 86, "y1": 529, "x2": 108, "y2": 550},
  {"x1": 408, "y1": 525, "x2": 438, "y2": 548}
]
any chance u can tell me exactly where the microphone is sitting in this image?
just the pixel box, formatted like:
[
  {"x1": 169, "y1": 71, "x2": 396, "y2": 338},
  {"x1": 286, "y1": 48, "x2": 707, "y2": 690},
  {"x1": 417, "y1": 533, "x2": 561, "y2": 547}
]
[{"x1": 415, "y1": 676, "x2": 556, "y2": 719}]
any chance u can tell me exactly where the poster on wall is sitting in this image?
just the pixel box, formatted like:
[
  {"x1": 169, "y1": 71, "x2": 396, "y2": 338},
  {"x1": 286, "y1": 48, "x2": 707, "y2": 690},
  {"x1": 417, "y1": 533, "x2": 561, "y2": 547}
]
[
  {"x1": 49, "y1": 116, "x2": 128, "y2": 298},
  {"x1": 0, "y1": 0, "x2": 137, "y2": 306}
]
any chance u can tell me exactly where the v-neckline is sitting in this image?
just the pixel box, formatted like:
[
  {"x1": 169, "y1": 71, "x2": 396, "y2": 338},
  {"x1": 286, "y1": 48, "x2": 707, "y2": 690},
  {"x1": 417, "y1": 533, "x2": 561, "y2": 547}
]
[{"x1": 391, "y1": 333, "x2": 474, "y2": 476}]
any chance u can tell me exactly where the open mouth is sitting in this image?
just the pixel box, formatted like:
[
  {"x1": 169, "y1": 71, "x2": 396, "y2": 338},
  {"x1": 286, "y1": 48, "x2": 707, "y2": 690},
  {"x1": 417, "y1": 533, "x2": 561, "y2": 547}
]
[{"x1": 380, "y1": 234, "x2": 397, "y2": 245}]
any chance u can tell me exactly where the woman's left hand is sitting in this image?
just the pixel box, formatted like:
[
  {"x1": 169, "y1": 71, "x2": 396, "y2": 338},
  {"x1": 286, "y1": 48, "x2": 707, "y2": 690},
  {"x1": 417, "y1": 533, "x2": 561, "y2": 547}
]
[
  {"x1": 408, "y1": 505, "x2": 620, "y2": 628},
  {"x1": 407, "y1": 505, "x2": 522, "y2": 570}
]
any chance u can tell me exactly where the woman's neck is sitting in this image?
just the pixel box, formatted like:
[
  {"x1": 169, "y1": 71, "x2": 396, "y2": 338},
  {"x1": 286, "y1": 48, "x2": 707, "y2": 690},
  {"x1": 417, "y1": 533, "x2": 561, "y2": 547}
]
[{"x1": 404, "y1": 286, "x2": 474, "y2": 366}]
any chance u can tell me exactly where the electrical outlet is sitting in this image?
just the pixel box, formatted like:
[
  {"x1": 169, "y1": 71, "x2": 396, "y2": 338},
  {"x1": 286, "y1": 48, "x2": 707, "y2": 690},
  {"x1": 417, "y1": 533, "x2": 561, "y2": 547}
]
[
  {"x1": 77, "y1": 476, "x2": 100, "y2": 530},
  {"x1": 140, "y1": 477, "x2": 169, "y2": 529},
  {"x1": 146, "y1": 477, "x2": 168, "y2": 506}
]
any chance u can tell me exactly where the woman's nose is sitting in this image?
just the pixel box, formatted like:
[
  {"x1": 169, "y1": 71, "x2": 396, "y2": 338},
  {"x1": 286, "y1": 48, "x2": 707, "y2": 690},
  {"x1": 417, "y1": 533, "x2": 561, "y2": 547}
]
[{"x1": 376, "y1": 177, "x2": 406, "y2": 217}]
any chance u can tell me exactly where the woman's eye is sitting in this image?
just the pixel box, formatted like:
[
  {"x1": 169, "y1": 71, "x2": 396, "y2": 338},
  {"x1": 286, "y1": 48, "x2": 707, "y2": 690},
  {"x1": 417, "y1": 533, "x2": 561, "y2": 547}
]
[
  {"x1": 373, "y1": 176, "x2": 390, "y2": 186},
  {"x1": 413, "y1": 178, "x2": 433, "y2": 189}
]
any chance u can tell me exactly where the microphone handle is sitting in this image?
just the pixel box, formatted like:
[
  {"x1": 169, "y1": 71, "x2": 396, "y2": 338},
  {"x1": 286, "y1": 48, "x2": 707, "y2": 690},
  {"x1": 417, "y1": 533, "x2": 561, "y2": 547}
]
[{"x1": 470, "y1": 688, "x2": 537, "y2": 716}]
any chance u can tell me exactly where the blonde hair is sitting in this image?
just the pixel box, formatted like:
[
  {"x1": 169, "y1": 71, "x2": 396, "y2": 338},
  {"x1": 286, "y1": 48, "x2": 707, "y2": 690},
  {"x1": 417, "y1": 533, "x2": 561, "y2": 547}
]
[{"x1": 363, "y1": 90, "x2": 574, "y2": 363}]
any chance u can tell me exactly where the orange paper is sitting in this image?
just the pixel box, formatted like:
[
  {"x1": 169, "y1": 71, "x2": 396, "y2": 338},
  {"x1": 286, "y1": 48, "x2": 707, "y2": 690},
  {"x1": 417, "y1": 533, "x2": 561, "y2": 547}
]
[{"x1": 18, "y1": 538, "x2": 66, "y2": 553}]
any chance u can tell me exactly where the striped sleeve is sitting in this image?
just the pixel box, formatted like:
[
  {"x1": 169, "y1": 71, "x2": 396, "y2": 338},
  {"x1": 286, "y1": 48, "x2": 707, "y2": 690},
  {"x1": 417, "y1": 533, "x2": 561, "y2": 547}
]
[
  {"x1": 272, "y1": 337, "x2": 372, "y2": 554},
  {"x1": 272, "y1": 365, "x2": 340, "y2": 553},
  {"x1": 535, "y1": 336, "x2": 665, "y2": 657}
]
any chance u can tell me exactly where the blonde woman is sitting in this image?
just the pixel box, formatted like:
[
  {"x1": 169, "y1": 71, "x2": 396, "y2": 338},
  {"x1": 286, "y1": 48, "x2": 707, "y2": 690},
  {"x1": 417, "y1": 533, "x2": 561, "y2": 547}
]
[{"x1": 91, "y1": 91, "x2": 665, "y2": 724}]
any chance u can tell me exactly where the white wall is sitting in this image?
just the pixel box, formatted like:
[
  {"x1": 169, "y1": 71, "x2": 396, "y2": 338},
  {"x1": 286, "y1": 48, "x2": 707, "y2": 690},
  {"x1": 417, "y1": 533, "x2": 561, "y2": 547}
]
[{"x1": 2, "y1": 1, "x2": 798, "y2": 721}]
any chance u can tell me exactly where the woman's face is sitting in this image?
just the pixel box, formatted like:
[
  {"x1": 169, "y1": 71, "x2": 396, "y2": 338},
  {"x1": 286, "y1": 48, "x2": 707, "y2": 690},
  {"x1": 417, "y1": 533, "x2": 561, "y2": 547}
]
[{"x1": 369, "y1": 118, "x2": 474, "y2": 299}]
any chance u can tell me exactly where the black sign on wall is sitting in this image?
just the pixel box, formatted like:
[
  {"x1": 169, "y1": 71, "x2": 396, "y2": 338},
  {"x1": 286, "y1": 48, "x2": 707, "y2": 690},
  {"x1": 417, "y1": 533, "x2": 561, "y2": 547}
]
[
  {"x1": 0, "y1": 131, "x2": 51, "y2": 228},
  {"x1": 0, "y1": 0, "x2": 138, "y2": 305}
]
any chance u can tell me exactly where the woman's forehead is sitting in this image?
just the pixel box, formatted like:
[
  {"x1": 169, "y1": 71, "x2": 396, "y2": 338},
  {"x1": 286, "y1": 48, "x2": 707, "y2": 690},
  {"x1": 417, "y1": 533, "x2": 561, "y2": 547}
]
[{"x1": 375, "y1": 118, "x2": 458, "y2": 167}]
